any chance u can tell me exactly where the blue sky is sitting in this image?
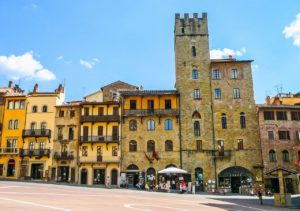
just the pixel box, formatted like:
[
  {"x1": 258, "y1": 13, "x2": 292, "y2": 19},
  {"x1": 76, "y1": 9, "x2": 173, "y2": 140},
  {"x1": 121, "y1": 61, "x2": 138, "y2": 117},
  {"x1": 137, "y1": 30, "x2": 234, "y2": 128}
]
[{"x1": 0, "y1": 0, "x2": 299, "y2": 103}]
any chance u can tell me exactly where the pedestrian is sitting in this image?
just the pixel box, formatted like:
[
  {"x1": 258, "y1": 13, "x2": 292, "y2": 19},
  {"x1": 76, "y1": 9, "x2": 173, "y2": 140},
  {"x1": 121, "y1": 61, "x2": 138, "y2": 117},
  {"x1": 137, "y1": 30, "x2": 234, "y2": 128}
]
[{"x1": 257, "y1": 190, "x2": 263, "y2": 205}]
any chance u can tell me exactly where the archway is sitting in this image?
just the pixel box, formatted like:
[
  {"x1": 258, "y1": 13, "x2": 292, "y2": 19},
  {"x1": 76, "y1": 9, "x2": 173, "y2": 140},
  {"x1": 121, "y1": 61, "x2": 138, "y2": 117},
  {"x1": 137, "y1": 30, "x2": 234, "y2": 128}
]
[
  {"x1": 7, "y1": 159, "x2": 15, "y2": 177},
  {"x1": 195, "y1": 167, "x2": 204, "y2": 191},
  {"x1": 81, "y1": 168, "x2": 88, "y2": 184},
  {"x1": 165, "y1": 164, "x2": 176, "y2": 168},
  {"x1": 218, "y1": 166, "x2": 253, "y2": 193},
  {"x1": 111, "y1": 169, "x2": 118, "y2": 185},
  {"x1": 126, "y1": 164, "x2": 139, "y2": 188}
]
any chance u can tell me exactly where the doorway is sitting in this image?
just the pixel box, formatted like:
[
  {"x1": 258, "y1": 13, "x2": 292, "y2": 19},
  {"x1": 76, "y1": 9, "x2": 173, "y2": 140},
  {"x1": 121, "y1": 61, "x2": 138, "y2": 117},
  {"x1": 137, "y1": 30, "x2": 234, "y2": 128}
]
[
  {"x1": 81, "y1": 169, "x2": 88, "y2": 184},
  {"x1": 7, "y1": 159, "x2": 15, "y2": 177},
  {"x1": 111, "y1": 169, "x2": 118, "y2": 185},
  {"x1": 93, "y1": 169, "x2": 105, "y2": 185},
  {"x1": 58, "y1": 166, "x2": 69, "y2": 182},
  {"x1": 231, "y1": 177, "x2": 241, "y2": 193},
  {"x1": 31, "y1": 164, "x2": 44, "y2": 179}
]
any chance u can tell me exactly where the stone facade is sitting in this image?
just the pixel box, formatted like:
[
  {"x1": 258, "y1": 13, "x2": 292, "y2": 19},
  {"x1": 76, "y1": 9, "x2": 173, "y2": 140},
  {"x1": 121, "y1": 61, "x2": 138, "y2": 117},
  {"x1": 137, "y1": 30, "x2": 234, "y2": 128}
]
[{"x1": 175, "y1": 13, "x2": 263, "y2": 193}]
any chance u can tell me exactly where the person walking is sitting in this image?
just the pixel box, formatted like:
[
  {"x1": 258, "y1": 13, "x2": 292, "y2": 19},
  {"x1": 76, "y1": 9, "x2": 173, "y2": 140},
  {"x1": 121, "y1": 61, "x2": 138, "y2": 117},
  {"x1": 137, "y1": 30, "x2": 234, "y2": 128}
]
[{"x1": 257, "y1": 190, "x2": 263, "y2": 205}]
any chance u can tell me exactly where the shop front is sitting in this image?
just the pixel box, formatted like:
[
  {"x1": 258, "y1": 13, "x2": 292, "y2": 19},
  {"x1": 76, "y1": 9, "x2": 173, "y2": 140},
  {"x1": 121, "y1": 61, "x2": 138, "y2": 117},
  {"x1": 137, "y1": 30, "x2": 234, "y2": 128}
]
[{"x1": 31, "y1": 163, "x2": 44, "y2": 180}]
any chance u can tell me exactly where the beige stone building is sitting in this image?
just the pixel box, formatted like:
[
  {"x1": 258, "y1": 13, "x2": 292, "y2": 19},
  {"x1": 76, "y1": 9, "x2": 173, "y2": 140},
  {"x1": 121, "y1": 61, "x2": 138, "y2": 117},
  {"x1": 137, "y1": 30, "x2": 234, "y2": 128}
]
[
  {"x1": 21, "y1": 84, "x2": 65, "y2": 180},
  {"x1": 174, "y1": 13, "x2": 263, "y2": 192},
  {"x1": 52, "y1": 101, "x2": 81, "y2": 183},
  {"x1": 258, "y1": 95, "x2": 300, "y2": 194}
]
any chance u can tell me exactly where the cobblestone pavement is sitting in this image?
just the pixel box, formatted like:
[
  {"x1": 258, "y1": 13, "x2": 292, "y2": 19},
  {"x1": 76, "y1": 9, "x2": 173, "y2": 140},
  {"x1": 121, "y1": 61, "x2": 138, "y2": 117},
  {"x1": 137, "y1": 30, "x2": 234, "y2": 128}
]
[{"x1": 0, "y1": 181, "x2": 299, "y2": 211}]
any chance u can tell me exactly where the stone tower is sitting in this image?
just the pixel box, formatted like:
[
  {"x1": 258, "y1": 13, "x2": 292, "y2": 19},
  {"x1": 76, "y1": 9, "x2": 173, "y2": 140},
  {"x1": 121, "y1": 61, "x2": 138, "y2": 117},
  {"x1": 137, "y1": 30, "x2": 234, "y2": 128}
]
[{"x1": 174, "y1": 13, "x2": 215, "y2": 187}]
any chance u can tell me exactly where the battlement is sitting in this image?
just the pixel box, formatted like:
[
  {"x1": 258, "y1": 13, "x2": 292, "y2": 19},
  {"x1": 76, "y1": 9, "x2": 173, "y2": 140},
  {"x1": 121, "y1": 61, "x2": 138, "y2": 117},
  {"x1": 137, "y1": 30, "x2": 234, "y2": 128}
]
[{"x1": 174, "y1": 13, "x2": 208, "y2": 36}]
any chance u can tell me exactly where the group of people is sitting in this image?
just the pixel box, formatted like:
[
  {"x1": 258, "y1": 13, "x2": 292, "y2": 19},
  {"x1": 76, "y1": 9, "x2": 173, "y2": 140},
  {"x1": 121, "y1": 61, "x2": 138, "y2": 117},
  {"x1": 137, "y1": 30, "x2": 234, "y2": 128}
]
[{"x1": 136, "y1": 179, "x2": 188, "y2": 193}]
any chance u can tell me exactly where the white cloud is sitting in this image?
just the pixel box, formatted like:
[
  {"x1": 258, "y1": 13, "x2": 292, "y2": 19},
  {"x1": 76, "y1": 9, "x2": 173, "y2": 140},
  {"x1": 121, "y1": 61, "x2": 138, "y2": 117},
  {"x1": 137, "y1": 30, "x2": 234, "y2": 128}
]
[
  {"x1": 57, "y1": 56, "x2": 64, "y2": 60},
  {"x1": 210, "y1": 48, "x2": 246, "y2": 59},
  {"x1": 0, "y1": 51, "x2": 56, "y2": 81},
  {"x1": 252, "y1": 64, "x2": 259, "y2": 72},
  {"x1": 283, "y1": 13, "x2": 300, "y2": 47},
  {"x1": 79, "y1": 58, "x2": 99, "y2": 69}
]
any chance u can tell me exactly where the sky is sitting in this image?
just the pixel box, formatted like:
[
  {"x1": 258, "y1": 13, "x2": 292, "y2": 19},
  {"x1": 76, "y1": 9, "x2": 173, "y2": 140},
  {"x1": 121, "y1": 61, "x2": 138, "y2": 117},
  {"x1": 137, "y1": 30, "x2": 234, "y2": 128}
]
[{"x1": 0, "y1": 0, "x2": 299, "y2": 103}]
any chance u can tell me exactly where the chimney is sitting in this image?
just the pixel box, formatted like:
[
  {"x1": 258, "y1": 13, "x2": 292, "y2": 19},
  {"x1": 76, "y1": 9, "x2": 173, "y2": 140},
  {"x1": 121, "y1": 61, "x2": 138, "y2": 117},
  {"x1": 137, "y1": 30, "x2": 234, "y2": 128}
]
[
  {"x1": 266, "y1": 96, "x2": 271, "y2": 105},
  {"x1": 33, "y1": 84, "x2": 39, "y2": 93},
  {"x1": 228, "y1": 55, "x2": 233, "y2": 60},
  {"x1": 273, "y1": 97, "x2": 281, "y2": 105},
  {"x1": 8, "y1": 81, "x2": 13, "y2": 88},
  {"x1": 57, "y1": 84, "x2": 64, "y2": 93}
]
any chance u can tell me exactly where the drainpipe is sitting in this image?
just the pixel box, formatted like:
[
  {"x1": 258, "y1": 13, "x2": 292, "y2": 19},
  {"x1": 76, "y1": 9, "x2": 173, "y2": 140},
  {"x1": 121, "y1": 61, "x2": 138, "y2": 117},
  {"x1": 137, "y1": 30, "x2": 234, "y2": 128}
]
[{"x1": 178, "y1": 94, "x2": 182, "y2": 169}]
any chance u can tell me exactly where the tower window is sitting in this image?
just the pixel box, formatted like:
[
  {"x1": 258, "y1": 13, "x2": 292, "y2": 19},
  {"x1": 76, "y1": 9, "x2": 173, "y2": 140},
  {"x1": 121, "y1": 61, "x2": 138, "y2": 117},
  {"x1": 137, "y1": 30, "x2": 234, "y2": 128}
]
[
  {"x1": 215, "y1": 88, "x2": 221, "y2": 99},
  {"x1": 240, "y1": 112, "x2": 246, "y2": 129},
  {"x1": 194, "y1": 89, "x2": 201, "y2": 100},
  {"x1": 194, "y1": 121, "x2": 200, "y2": 136},
  {"x1": 221, "y1": 113, "x2": 227, "y2": 129},
  {"x1": 268, "y1": 131, "x2": 274, "y2": 140},
  {"x1": 233, "y1": 88, "x2": 240, "y2": 99},
  {"x1": 212, "y1": 69, "x2": 220, "y2": 80},
  {"x1": 181, "y1": 27, "x2": 185, "y2": 34},
  {"x1": 237, "y1": 139, "x2": 244, "y2": 150},
  {"x1": 192, "y1": 69, "x2": 199, "y2": 79},
  {"x1": 192, "y1": 46, "x2": 196, "y2": 57},
  {"x1": 269, "y1": 150, "x2": 276, "y2": 162}
]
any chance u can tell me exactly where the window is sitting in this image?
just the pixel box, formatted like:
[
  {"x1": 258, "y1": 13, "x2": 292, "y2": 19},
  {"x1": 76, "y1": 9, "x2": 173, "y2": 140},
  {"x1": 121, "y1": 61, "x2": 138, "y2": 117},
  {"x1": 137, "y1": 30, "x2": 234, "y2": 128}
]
[
  {"x1": 233, "y1": 88, "x2": 240, "y2": 99},
  {"x1": 276, "y1": 111, "x2": 287, "y2": 120},
  {"x1": 264, "y1": 111, "x2": 275, "y2": 120},
  {"x1": 98, "y1": 126, "x2": 103, "y2": 136},
  {"x1": 165, "y1": 99, "x2": 172, "y2": 109},
  {"x1": 129, "y1": 140, "x2": 137, "y2": 152},
  {"x1": 57, "y1": 127, "x2": 63, "y2": 139},
  {"x1": 147, "y1": 140, "x2": 155, "y2": 152},
  {"x1": 291, "y1": 112, "x2": 300, "y2": 121},
  {"x1": 129, "y1": 119, "x2": 137, "y2": 131},
  {"x1": 20, "y1": 101, "x2": 25, "y2": 109},
  {"x1": 70, "y1": 110, "x2": 75, "y2": 118},
  {"x1": 212, "y1": 69, "x2": 220, "y2": 80},
  {"x1": 282, "y1": 150, "x2": 289, "y2": 162},
  {"x1": 59, "y1": 110, "x2": 64, "y2": 117},
  {"x1": 296, "y1": 131, "x2": 300, "y2": 141},
  {"x1": 192, "y1": 69, "x2": 198, "y2": 79},
  {"x1": 113, "y1": 107, "x2": 119, "y2": 116},
  {"x1": 32, "y1": 105, "x2": 37, "y2": 113},
  {"x1": 269, "y1": 150, "x2": 276, "y2": 162},
  {"x1": 8, "y1": 101, "x2": 14, "y2": 109},
  {"x1": 181, "y1": 27, "x2": 185, "y2": 33},
  {"x1": 41, "y1": 122, "x2": 47, "y2": 130},
  {"x1": 231, "y1": 69, "x2": 238, "y2": 79},
  {"x1": 98, "y1": 107, "x2": 104, "y2": 116},
  {"x1": 0, "y1": 164, "x2": 3, "y2": 176},
  {"x1": 215, "y1": 88, "x2": 221, "y2": 99},
  {"x1": 165, "y1": 119, "x2": 172, "y2": 130},
  {"x1": 68, "y1": 127, "x2": 74, "y2": 140},
  {"x1": 14, "y1": 101, "x2": 20, "y2": 109},
  {"x1": 8, "y1": 120, "x2": 13, "y2": 129},
  {"x1": 82, "y1": 146, "x2": 88, "y2": 157},
  {"x1": 192, "y1": 111, "x2": 201, "y2": 119},
  {"x1": 192, "y1": 46, "x2": 196, "y2": 57},
  {"x1": 278, "y1": 131, "x2": 290, "y2": 140},
  {"x1": 84, "y1": 108, "x2": 89, "y2": 116},
  {"x1": 14, "y1": 120, "x2": 19, "y2": 129},
  {"x1": 7, "y1": 139, "x2": 17, "y2": 148},
  {"x1": 130, "y1": 100, "x2": 137, "y2": 110},
  {"x1": 268, "y1": 131, "x2": 274, "y2": 140},
  {"x1": 237, "y1": 139, "x2": 244, "y2": 150},
  {"x1": 29, "y1": 141, "x2": 34, "y2": 150},
  {"x1": 112, "y1": 146, "x2": 118, "y2": 156},
  {"x1": 196, "y1": 140, "x2": 202, "y2": 151},
  {"x1": 147, "y1": 119, "x2": 155, "y2": 131},
  {"x1": 42, "y1": 105, "x2": 47, "y2": 112},
  {"x1": 39, "y1": 141, "x2": 45, "y2": 149},
  {"x1": 194, "y1": 89, "x2": 201, "y2": 100},
  {"x1": 221, "y1": 113, "x2": 227, "y2": 129},
  {"x1": 194, "y1": 121, "x2": 200, "y2": 136},
  {"x1": 165, "y1": 140, "x2": 173, "y2": 152},
  {"x1": 30, "y1": 122, "x2": 36, "y2": 130},
  {"x1": 240, "y1": 112, "x2": 246, "y2": 128}
]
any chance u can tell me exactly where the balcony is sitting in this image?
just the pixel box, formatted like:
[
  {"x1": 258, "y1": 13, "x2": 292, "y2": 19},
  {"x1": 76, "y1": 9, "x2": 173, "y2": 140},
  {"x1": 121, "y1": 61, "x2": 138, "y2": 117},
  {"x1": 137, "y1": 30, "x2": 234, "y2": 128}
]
[
  {"x1": 56, "y1": 134, "x2": 75, "y2": 141},
  {"x1": 79, "y1": 136, "x2": 119, "y2": 144},
  {"x1": 212, "y1": 150, "x2": 232, "y2": 158},
  {"x1": 0, "y1": 148, "x2": 20, "y2": 155},
  {"x1": 53, "y1": 152, "x2": 74, "y2": 160},
  {"x1": 22, "y1": 129, "x2": 51, "y2": 138},
  {"x1": 123, "y1": 109, "x2": 179, "y2": 117},
  {"x1": 81, "y1": 115, "x2": 120, "y2": 123},
  {"x1": 21, "y1": 149, "x2": 51, "y2": 157},
  {"x1": 79, "y1": 156, "x2": 120, "y2": 164}
]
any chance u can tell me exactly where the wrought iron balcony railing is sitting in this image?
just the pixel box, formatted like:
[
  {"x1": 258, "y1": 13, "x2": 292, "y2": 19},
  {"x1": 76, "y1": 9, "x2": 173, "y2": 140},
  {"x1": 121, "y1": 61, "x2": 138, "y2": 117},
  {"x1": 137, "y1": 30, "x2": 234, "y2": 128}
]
[
  {"x1": 21, "y1": 149, "x2": 51, "y2": 157},
  {"x1": 22, "y1": 129, "x2": 51, "y2": 138},
  {"x1": 0, "y1": 148, "x2": 20, "y2": 155},
  {"x1": 53, "y1": 152, "x2": 74, "y2": 160},
  {"x1": 81, "y1": 115, "x2": 120, "y2": 123},
  {"x1": 123, "y1": 109, "x2": 179, "y2": 117},
  {"x1": 79, "y1": 135, "x2": 119, "y2": 143},
  {"x1": 79, "y1": 156, "x2": 120, "y2": 163}
]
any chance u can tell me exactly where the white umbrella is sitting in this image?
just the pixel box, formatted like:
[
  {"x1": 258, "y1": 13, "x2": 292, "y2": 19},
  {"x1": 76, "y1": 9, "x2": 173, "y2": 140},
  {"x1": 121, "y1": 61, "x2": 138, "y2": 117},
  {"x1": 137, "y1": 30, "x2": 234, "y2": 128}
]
[{"x1": 158, "y1": 167, "x2": 188, "y2": 174}]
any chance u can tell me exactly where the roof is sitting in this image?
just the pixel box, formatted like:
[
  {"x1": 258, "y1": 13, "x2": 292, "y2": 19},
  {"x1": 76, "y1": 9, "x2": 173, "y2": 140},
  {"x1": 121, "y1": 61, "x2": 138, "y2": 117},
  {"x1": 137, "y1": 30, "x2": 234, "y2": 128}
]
[
  {"x1": 0, "y1": 88, "x2": 24, "y2": 97},
  {"x1": 257, "y1": 104, "x2": 300, "y2": 109},
  {"x1": 265, "y1": 167, "x2": 297, "y2": 176},
  {"x1": 210, "y1": 59, "x2": 253, "y2": 63},
  {"x1": 119, "y1": 90, "x2": 179, "y2": 96},
  {"x1": 56, "y1": 101, "x2": 82, "y2": 107},
  {"x1": 101, "y1": 80, "x2": 139, "y2": 90}
]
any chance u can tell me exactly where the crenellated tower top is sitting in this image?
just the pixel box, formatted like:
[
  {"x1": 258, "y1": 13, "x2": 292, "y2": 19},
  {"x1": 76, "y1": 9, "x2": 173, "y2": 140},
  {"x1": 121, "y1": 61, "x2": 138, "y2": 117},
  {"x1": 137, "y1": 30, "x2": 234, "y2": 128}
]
[{"x1": 174, "y1": 12, "x2": 208, "y2": 36}]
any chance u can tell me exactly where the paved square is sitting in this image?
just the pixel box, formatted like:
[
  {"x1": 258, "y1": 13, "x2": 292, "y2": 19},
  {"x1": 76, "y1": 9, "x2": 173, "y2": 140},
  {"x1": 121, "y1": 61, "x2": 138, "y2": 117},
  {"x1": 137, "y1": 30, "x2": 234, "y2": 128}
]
[{"x1": 0, "y1": 181, "x2": 293, "y2": 211}]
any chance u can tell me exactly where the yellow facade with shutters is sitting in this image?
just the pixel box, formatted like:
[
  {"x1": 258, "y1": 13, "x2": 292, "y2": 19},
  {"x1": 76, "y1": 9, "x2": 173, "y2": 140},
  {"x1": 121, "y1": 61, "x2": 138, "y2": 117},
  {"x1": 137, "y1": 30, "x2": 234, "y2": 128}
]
[
  {"x1": 0, "y1": 95, "x2": 26, "y2": 179},
  {"x1": 79, "y1": 102, "x2": 120, "y2": 186}
]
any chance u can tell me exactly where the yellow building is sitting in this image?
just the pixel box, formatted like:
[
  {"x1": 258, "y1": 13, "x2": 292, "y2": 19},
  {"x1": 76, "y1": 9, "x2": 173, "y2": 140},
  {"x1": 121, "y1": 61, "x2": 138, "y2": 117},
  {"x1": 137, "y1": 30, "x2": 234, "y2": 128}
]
[
  {"x1": 0, "y1": 93, "x2": 26, "y2": 179},
  {"x1": 52, "y1": 101, "x2": 81, "y2": 183},
  {"x1": 79, "y1": 101, "x2": 120, "y2": 185},
  {"x1": 21, "y1": 84, "x2": 65, "y2": 180},
  {"x1": 120, "y1": 90, "x2": 180, "y2": 188}
]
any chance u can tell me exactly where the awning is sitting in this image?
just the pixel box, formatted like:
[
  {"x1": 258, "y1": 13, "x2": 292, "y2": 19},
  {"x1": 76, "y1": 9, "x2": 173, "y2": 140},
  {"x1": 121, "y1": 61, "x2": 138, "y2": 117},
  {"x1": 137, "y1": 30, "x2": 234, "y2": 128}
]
[
  {"x1": 265, "y1": 166, "x2": 297, "y2": 176},
  {"x1": 158, "y1": 167, "x2": 188, "y2": 174}
]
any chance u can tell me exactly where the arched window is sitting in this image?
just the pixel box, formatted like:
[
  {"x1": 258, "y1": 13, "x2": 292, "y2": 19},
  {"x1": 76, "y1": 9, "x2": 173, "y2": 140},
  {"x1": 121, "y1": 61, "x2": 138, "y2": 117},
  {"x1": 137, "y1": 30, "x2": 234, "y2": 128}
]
[
  {"x1": 240, "y1": 112, "x2": 246, "y2": 128},
  {"x1": 8, "y1": 120, "x2": 13, "y2": 129},
  {"x1": 30, "y1": 122, "x2": 36, "y2": 130},
  {"x1": 41, "y1": 122, "x2": 47, "y2": 130},
  {"x1": 221, "y1": 113, "x2": 227, "y2": 129},
  {"x1": 127, "y1": 164, "x2": 139, "y2": 171},
  {"x1": 129, "y1": 140, "x2": 137, "y2": 152},
  {"x1": 192, "y1": 111, "x2": 201, "y2": 119},
  {"x1": 282, "y1": 150, "x2": 290, "y2": 162},
  {"x1": 194, "y1": 121, "x2": 200, "y2": 136},
  {"x1": 269, "y1": 150, "x2": 276, "y2": 162},
  {"x1": 32, "y1": 105, "x2": 37, "y2": 113},
  {"x1": 166, "y1": 164, "x2": 176, "y2": 168},
  {"x1": 147, "y1": 119, "x2": 155, "y2": 131},
  {"x1": 165, "y1": 119, "x2": 172, "y2": 130},
  {"x1": 129, "y1": 119, "x2": 137, "y2": 131},
  {"x1": 42, "y1": 105, "x2": 48, "y2": 112},
  {"x1": 192, "y1": 69, "x2": 199, "y2": 79},
  {"x1": 192, "y1": 46, "x2": 196, "y2": 57},
  {"x1": 14, "y1": 120, "x2": 19, "y2": 129},
  {"x1": 147, "y1": 140, "x2": 155, "y2": 152},
  {"x1": 165, "y1": 140, "x2": 173, "y2": 152}
]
